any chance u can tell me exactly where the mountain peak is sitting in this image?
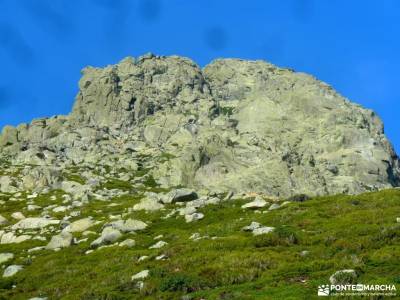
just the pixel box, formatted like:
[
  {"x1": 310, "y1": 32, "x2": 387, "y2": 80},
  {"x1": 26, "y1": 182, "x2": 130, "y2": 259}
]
[{"x1": 1, "y1": 54, "x2": 399, "y2": 196}]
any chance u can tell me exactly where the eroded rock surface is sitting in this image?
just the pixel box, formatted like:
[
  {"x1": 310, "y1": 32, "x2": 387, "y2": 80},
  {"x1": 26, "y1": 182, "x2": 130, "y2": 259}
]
[{"x1": 0, "y1": 54, "x2": 399, "y2": 197}]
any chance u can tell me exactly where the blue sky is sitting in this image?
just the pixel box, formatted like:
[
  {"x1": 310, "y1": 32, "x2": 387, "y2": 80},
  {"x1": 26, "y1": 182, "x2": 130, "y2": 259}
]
[{"x1": 0, "y1": 0, "x2": 399, "y2": 152}]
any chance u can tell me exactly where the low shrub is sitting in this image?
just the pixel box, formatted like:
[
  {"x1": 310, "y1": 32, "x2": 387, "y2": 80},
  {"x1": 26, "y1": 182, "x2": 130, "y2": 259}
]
[
  {"x1": 159, "y1": 274, "x2": 202, "y2": 292},
  {"x1": 254, "y1": 226, "x2": 300, "y2": 247},
  {"x1": 287, "y1": 194, "x2": 310, "y2": 202}
]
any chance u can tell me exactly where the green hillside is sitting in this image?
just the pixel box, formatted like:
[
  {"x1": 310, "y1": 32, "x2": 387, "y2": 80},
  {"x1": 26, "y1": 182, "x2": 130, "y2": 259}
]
[{"x1": 0, "y1": 181, "x2": 399, "y2": 299}]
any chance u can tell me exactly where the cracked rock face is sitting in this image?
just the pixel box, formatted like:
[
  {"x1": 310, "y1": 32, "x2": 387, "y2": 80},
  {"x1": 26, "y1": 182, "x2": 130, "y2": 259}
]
[
  {"x1": 70, "y1": 54, "x2": 214, "y2": 130},
  {"x1": 0, "y1": 53, "x2": 399, "y2": 197}
]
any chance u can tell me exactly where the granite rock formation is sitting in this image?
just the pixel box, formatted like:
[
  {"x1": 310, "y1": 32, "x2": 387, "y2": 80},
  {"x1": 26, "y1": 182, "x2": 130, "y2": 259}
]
[{"x1": 0, "y1": 53, "x2": 399, "y2": 197}]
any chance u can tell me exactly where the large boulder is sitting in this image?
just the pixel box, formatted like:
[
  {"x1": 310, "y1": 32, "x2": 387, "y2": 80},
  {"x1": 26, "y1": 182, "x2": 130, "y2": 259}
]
[
  {"x1": 62, "y1": 218, "x2": 94, "y2": 233},
  {"x1": 241, "y1": 197, "x2": 268, "y2": 209},
  {"x1": 329, "y1": 269, "x2": 358, "y2": 285},
  {"x1": 3, "y1": 265, "x2": 23, "y2": 277},
  {"x1": 11, "y1": 218, "x2": 60, "y2": 230},
  {"x1": 21, "y1": 166, "x2": 63, "y2": 191},
  {"x1": 107, "y1": 219, "x2": 147, "y2": 233},
  {"x1": 0, "y1": 253, "x2": 14, "y2": 264},
  {"x1": 0, "y1": 215, "x2": 8, "y2": 226},
  {"x1": 0, "y1": 176, "x2": 18, "y2": 193},
  {"x1": 46, "y1": 232, "x2": 74, "y2": 250},
  {"x1": 163, "y1": 188, "x2": 198, "y2": 203},
  {"x1": 0, "y1": 232, "x2": 31, "y2": 244},
  {"x1": 90, "y1": 227, "x2": 122, "y2": 248}
]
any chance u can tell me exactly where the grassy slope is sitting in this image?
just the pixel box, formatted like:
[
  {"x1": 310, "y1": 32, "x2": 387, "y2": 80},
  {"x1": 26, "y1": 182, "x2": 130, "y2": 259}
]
[{"x1": 0, "y1": 188, "x2": 399, "y2": 300}]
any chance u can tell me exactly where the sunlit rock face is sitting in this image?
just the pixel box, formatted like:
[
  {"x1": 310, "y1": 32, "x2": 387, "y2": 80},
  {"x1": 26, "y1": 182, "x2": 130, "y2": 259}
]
[{"x1": 1, "y1": 54, "x2": 399, "y2": 197}]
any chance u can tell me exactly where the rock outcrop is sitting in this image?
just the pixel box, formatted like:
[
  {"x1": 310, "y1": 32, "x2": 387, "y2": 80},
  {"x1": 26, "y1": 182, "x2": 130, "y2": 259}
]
[{"x1": 0, "y1": 53, "x2": 399, "y2": 197}]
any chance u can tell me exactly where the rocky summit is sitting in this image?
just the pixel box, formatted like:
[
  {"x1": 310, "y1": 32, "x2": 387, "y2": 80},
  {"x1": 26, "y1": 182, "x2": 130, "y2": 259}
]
[
  {"x1": 0, "y1": 54, "x2": 400, "y2": 299},
  {"x1": 0, "y1": 53, "x2": 399, "y2": 197}
]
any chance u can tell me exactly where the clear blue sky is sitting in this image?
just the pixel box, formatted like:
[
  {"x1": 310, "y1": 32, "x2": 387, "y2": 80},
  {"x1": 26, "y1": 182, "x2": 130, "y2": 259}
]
[{"x1": 0, "y1": 0, "x2": 399, "y2": 152}]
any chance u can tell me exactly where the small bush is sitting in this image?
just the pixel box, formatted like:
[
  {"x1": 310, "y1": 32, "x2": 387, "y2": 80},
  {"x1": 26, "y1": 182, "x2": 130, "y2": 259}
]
[
  {"x1": 80, "y1": 291, "x2": 126, "y2": 300},
  {"x1": 199, "y1": 265, "x2": 261, "y2": 286},
  {"x1": 394, "y1": 276, "x2": 400, "y2": 284},
  {"x1": 116, "y1": 280, "x2": 139, "y2": 292},
  {"x1": 159, "y1": 152, "x2": 176, "y2": 162},
  {"x1": 219, "y1": 106, "x2": 235, "y2": 116},
  {"x1": 374, "y1": 224, "x2": 400, "y2": 244},
  {"x1": 101, "y1": 179, "x2": 132, "y2": 191},
  {"x1": 254, "y1": 226, "x2": 300, "y2": 247},
  {"x1": 287, "y1": 194, "x2": 310, "y2": 202},
  {"x1": 63, "y1": 173, "x2": 86, "y2": 185},
  {"x1": 143, "y1": 175, "x2": 158, "y2": 188},
  {"x1": 0, "y1": 278, "x2": 14, "y2": 290},
  {"x1": 159, "y1": 274, "x2": 202, "y2": 292}
]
